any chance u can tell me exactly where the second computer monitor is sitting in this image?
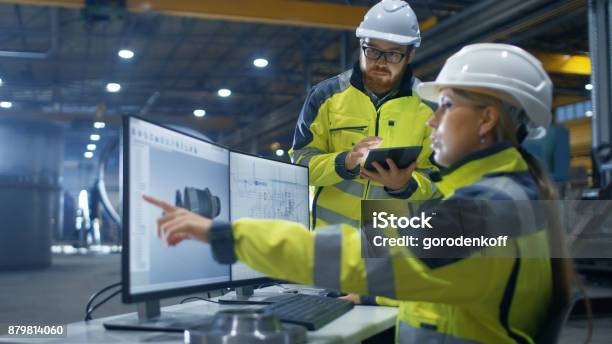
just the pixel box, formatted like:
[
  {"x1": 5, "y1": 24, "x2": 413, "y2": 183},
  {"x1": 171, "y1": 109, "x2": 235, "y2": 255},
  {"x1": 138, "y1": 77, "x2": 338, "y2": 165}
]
[{"x1": 229, "y1": 151, "x2": 310, "y2": 282}]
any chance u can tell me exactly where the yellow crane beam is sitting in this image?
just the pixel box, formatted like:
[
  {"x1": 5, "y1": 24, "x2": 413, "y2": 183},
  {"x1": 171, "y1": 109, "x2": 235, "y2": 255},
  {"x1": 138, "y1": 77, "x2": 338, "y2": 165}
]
[
  {"x1": 0, "y1": 0, "x2": 370, "y2": 30},
  {"x1": 535, "y1": 52, "x2": 592, "y2": 76},
  {"x1": 420, "y1": 16, "x2": 438, "y2": 32},
  {"x1": 0, "y1": 0, "x2": 440, "y2": 32}
]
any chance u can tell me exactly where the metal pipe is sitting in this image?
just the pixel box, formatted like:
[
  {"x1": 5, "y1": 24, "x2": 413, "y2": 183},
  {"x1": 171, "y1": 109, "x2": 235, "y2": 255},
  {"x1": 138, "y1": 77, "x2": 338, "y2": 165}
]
[
  {"x1": 420, "y1": 0, "x2": 497, "y2": 38},
  {"x1": 483, "y1": 0, "x2": 586, "y2": 43},
  {"x1": 97, "y1": 139, "x2": 121, "y2": 225},
  {"x1": 138, "y1": 91, "x2": 161, "y2": 116},
  {"x1": 608, "y1": 0, "x2": 612, "y2": 144},
  {"x1": 416, "y1": 0, "x2": 538, "y2": 67},
  {"x1": 0, "y1": 7, "x2": 59, "y2": 59},
  {"x1": 588, "y1": 0, "x2": 612, "y2": 186},
  {"x1": 505, "y1": 7, "x2": 586, "y2": 44},
  {"x1": 415, "y1": 0, "x2": 583, "y2": 78},
  {"x1": 588, "y1": 0, "x2": 601, "y2": 147}
]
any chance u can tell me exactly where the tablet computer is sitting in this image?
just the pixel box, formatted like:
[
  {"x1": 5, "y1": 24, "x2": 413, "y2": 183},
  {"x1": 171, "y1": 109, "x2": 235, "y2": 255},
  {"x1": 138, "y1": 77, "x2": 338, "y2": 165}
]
[{"x1": 364, "y1": 146, "x2": 422, "y2": 171}]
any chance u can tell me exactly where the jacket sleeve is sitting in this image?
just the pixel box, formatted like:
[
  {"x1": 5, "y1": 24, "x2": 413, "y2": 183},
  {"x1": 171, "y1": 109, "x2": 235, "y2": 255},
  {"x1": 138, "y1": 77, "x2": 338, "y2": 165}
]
[
  {"x1": 289, "y1": 87, "x2": 359, "y2": 187},
  {"x1": 363, "y1": 296, "x2": 401, "y2": 307},
  {"x1": 209, "y1": 218, "x2": 510, "y2": 305},
  {"x1": 385, "y1": 102, "x2": 442, "y2": 200}
]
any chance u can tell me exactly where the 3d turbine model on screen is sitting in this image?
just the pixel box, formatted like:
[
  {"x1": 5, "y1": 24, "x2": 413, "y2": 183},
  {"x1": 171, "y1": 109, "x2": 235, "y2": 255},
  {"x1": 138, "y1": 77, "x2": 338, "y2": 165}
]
[{"x1": 175, "y1": 187, "x2": 221, "y2": 219}]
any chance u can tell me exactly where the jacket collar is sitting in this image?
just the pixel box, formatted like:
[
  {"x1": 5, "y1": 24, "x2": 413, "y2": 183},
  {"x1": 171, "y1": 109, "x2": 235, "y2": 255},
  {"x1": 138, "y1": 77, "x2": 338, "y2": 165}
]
[
  {"x1": 349, "y1": 61, "x2": 414, "y2": 101},
  {"x1": 434, "y1": 142, "x2": 529, "y2": 198}
]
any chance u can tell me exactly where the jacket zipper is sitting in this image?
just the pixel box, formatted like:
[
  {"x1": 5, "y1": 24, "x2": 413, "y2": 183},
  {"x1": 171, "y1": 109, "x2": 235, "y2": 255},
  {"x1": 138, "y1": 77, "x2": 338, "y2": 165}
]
[
  {"x1": 374, "y1": 106, "x2": 382, "y2": 136},
  {"x1": 366, "y1": 106, "x2": 383, "y2": 199}
]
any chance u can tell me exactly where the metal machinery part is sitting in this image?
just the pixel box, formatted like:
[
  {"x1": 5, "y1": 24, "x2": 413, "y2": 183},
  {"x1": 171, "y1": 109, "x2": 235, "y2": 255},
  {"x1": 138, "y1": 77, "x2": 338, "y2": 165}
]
[
  {"x1": 176, "y1": 187, "x2": 221, "y2": 219},
  {"x1": 185, "y1": 309, "x2": 306, "y2": 344},
  {"x1": 97, "y1": 137, "x2": 121, "y2": 225}
]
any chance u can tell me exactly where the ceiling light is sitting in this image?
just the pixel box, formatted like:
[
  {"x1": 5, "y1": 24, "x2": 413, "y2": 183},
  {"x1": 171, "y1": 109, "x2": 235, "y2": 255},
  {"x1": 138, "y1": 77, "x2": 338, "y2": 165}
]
[
  {"x1": 87, "y1": 144, "x2": 97, "y2": 151},
  {"x1": 84, "y1": 152, "x2": 94, "y2": 159},
  {"x1": 253, "y1": 58, "x2": 269, "y2": 68},
  {"x1": 585, "y1": 84, "x2": 593, "y2": 91},
  {"x1": 90, "y1": 134, "x2": 101, "y2": 141},
  {"x1": 0, "y1": 101, "x2": 12, "y2": 109},
  {"x1": 585, "y1": 110, "x2": 593, "y2": 117},
  {"x1": 118, "y1": 49, "x2": 134, "y2": 59},
  {"x1": 218, "y1": 88, "x2": 231, "y2": 97},
  {"x1": 106, "y1": 83, "x2": 121, "y2": 93},
  {"x1": 193, "y1": 109, "x2": 206, "y2": 117},
  {"x1": 275, "y1": 149, "x2": 285, "y2": 157},
  {"x1": 93, "y1": 122, "x2": 105, "y2": 129}
]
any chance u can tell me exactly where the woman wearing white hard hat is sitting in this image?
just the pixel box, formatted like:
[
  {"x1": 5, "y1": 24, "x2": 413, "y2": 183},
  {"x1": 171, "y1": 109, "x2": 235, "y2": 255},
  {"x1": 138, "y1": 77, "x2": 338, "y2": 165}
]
[{"x1": 144, "y1": 43, "x2": 576, "y2": 343}]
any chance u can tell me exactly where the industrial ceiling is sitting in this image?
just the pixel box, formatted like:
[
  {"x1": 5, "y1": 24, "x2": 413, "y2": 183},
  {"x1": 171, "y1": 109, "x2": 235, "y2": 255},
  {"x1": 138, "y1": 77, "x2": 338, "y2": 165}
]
[{"x1": 0, "y1": 0, "x2": 591, "y2": 162}]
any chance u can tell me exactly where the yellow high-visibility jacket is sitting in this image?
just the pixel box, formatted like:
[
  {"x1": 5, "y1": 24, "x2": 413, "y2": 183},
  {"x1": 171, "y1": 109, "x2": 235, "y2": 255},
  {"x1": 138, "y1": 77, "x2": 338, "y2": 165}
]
[
  {"x1": 210, "y1": 143, "x2": 553, "y2": 343},
  {"x1": 289, "y1": 63, "x2": 439, "y2": 229}
]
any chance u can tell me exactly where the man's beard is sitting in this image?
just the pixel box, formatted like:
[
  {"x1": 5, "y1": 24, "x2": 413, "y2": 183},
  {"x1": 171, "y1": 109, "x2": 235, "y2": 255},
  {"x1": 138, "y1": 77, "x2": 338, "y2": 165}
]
[{"x1": 364, "y1": 65, "x2": 405, "y2": 96}]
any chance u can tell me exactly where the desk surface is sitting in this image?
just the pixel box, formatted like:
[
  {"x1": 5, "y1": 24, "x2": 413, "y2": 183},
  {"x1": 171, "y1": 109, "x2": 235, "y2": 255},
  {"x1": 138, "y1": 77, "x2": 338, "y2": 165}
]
[{"x1": 1, "y1": 296, "x2": 397, "y2": 344}]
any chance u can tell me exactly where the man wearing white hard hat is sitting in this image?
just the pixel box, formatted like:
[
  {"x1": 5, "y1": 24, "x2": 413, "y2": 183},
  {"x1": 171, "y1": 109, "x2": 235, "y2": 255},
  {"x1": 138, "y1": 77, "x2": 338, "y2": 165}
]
[{"x1": 289, "y1": 0, "x2": 440, "y2": 232}]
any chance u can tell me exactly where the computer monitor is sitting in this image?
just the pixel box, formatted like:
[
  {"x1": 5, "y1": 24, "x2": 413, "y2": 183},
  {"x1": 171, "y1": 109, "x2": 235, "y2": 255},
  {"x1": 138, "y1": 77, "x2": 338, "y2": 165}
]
[
  {"x1": 106, "y1": 116, "x2": 311, "y2": 331},
  {"x1": 227, "y1": 151, "x2": 309, "y2": 297},
  {"x1": 106, "y1": 116, "x2": 233, "y2": 331}
]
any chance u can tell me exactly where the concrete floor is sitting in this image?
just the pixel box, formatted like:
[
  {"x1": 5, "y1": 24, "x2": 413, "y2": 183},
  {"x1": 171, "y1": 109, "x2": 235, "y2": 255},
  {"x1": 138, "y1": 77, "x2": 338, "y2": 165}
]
[
  {"x1": 0, "y1": 254, "x2": 611, "y2": 343},
  {"x1": 0, "y1": 254, "x2": 208, "y2": 326}
]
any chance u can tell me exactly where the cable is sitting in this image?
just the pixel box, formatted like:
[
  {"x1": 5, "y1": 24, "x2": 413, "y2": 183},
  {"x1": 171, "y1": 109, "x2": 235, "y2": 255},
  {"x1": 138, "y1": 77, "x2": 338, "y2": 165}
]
[
  {"x1": 84, "y1": 282, "x2": 121, "y2": 321},
  {"x1": 84, "y1": 282, "x2": 121, "y2": 319},
  {"x1": 85, "y1": 289, "x2": 122, "y2": 321},
  {"x1": 179, "y1": 296, "x2": 219, "y2": 304}
]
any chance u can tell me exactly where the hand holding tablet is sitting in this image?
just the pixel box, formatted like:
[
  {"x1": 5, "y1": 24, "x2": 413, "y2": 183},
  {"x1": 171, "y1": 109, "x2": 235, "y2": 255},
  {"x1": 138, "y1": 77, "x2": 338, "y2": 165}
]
[{"x1": 363, "y1": 146, "x2": 422, "y2": 171}]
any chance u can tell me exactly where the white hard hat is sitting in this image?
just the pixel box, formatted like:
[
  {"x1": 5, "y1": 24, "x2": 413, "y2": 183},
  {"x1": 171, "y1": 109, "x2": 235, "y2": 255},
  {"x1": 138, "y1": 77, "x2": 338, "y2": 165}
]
[
  {"x1": 356, "y1": 0, "x2": 421, "y2": 47},
  {"x1": 417, "y1": 43, "x2": 553, "y2": 128}
]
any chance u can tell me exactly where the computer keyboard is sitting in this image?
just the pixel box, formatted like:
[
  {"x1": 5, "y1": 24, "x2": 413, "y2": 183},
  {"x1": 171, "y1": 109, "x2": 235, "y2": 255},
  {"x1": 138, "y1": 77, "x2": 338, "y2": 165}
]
[{"x1": 261, "y1": 293, "x2": 354, "y2": 330}]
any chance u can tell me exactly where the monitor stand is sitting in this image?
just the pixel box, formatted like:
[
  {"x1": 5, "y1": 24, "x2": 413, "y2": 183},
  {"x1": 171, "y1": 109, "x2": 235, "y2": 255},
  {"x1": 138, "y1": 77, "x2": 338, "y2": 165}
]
[
  {"x1": 103, "y1": 300, "x2": 212, "y2": 332},
  {"x1": 217, "y1": 286, "x2": 284, "y2": 305}
]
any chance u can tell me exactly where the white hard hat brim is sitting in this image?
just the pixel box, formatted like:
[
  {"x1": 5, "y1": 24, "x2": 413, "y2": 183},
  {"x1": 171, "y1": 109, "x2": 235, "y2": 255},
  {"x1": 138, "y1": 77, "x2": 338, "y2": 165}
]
[
  {"x1": 356, "y1": 28, "x2": 421, "y2": 47},
  {"x1": 416, "y1": 81, "x2": 551, "y2": 127},
  {"x1": 416, "y1": 81, "x2": 519, "y2": 104},
  {"x1": 415, "y1": 81, "x2": 442, "y2": 104}
]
